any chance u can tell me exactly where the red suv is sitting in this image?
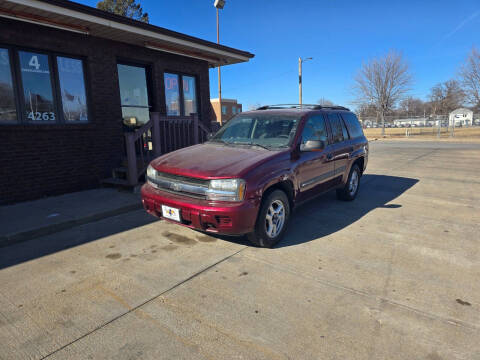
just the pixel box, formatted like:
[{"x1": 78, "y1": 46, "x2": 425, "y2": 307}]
[{"x1": 141, "y1": 104, "x2": 368, "y2": 247}]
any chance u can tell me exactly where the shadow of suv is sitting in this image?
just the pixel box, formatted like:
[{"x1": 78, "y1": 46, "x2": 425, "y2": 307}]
[{"x1": 141, "y1": 104, "x2": 368, "y2": 247}]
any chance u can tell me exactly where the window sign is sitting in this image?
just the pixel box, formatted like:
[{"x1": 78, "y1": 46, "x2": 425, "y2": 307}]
[
  {"x1": 57, "y1": 57, "x2": 88, "y2": 122},
  {"x1": 164, "y1": 73, "x2": 180, "y2": 116},
  {"x1": 19, "y1": 51, "x2": 56, "y2": 121},
  {"x1": 117, "y1": 64, "x2": 150, "y2": 125},
  {"x1": 182, "y1": 76, "x2": 197, "y2": 115},
  {"x1": 0, "y1": 48, "x2": 17, "y2": 122}
]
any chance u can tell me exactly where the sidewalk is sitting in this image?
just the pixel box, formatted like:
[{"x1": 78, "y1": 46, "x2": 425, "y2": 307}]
[{"x1": 0, "y1": 188, "x2": 143, "y2": 247}]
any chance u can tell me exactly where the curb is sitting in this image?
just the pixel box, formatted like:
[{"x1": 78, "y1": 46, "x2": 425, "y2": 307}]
[{"x1": 0, "y1": 203, "x2": 143, "y2": 248}]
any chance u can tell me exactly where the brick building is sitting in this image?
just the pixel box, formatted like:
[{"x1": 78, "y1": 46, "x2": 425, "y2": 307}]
[
  {"x1": 210, "y1": 98, "x2": 242, "y2": 124},
  {"x1": 0, "y1": 0, "x2": 253, "y2": 204}
]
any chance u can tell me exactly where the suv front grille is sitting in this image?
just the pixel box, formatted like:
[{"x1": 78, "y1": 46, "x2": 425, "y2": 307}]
[{"x1": 148, "y1": 171, "x2": 209, "y2": 199}]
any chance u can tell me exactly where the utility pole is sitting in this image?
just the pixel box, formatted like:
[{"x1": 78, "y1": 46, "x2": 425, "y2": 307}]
[
  {"x1": 214, "y1": 0, "x2": 225, "y2": 125},
  {"x1": 298, "y1": 57, "x2": 302, "y2": 106},
  {"x1": 216, "y1": 8, "x2": 222, "y2": 125},
  {"x1": 298, "y1": 57, "x2": 312, "y2": 106}
]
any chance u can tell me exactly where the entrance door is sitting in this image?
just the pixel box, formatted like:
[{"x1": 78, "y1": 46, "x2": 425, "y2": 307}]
[
  {"x1": 117, "y1": 63, "x2": 150, "y2": 129},
  {"x1": 295, "y1": 114, "x2": 335, "y2": 202}
]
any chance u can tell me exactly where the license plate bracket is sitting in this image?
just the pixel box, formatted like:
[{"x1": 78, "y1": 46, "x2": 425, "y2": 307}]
[{"x1": 161, "y1": 205, "x2": 181, "y2": 222}]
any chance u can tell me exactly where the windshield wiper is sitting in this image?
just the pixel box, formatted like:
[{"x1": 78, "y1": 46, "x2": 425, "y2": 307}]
[
  {"x1": 208, "y1": 139, "x2": 231, "y2": 145},
  {"x1": 248, "y1": 142, "x2": 270, "y2": 150},
  {"x1": 230, "y1": 141, "x2": 271, "y2": 150}
]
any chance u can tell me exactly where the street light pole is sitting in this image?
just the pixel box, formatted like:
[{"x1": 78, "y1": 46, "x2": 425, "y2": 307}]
[
  {"x1": 217, "y1": 8, "x2": 222, "y2": 125},
  {"x1": 298, "y1": 57, "x2": 312, "y2": 106},
  {"x1": 298, "y1": 57, "x2": 302, "y2": 106},
  {"x1": 214, "y1": 0, "x2": 225, "y2": 125}
]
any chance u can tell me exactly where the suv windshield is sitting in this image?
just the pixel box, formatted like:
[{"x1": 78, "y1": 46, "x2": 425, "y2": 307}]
[{"x1": 210, "y1": 114, "x2": 300, "y2": 148}]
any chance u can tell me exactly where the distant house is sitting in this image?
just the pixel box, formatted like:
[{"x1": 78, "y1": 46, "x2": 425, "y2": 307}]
[
  {"x1": 211, "y1": 98, "x2": 242, "y2": 124},
  {"x1": 449, "y1": 108, "x2": 473, "y2": 127}
]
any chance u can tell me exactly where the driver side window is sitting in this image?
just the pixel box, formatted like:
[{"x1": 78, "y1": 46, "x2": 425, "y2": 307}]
[{"x1": 301, "y1": 115, "x2": 328, "y2": 144}]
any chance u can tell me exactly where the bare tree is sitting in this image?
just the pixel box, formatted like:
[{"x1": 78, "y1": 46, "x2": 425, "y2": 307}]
[
  {"x1": 398, "y1": 97, "x2": 424, "y2": 117},
  {"x1": 355, "y1": 102, "x2": 378, "y2": 120},
  {"x1": 353, "y1": 50, "x2": 412, "y2": 135},
  {"x1": 428, "y1": 80, "x2": 465, "y2": 116},
  {"x1": 317, "y1": 98, "x2": 334, "y2": 106},
  {"x1": 428, "y1": 84, "x2": 444, "y2": 118},
  {"x1": 459, "y1": 47, "x2": 480, "y2": 110}
]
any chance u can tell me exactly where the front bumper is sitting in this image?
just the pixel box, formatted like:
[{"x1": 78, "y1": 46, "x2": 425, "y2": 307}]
[{"x1": 141, "y1": 183, "x2": 260, "y2": 235}]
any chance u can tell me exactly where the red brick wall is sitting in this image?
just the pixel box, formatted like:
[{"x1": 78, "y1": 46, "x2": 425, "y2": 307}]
[{"x1": 0, "y1": 18, "x2": 211, "y2": 204}]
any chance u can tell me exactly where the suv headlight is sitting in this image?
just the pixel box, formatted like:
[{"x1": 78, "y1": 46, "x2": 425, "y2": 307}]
[
  {"x1": 207, "y1": 179, "x2": 246, "y2": 202},
  {"x1": 146, "y1": 164, "x2": 157, "y2": 180}
]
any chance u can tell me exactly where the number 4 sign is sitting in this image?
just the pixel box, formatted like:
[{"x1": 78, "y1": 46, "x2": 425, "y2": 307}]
[{"x1": 29, "y1": 56, "x2": 40, "y2": 70}]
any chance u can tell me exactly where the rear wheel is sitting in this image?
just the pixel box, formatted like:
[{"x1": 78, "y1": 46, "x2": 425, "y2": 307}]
[
  {"x1": 247, "y1": 190, "x2": 290, "y2": 248},
  {"x1": 336, "y1": 164, "x2": 361, "y2": 201}
]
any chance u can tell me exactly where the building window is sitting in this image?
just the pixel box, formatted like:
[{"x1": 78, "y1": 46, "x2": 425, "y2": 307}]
[
  {"x1": 222, "y1": 105, "x2": 227, "y2": 115},
  {"x1": 19, "y1": 51, "x2": 56, "y2": 122},
  {"x1": 232, "y1": 107, "x2": 236, "y2": 115},
  {"x1": 164, "y1": 73, "x2": 180, "y2": 116},
  {"x1": 182, "y1": 75, "x2": 197, "y2": 115},
  {"x1": 57, "y1": 57, "x2": 88, "y2": 122},
  {"x1": 164, "y1": 73, "x2": 198, "y2": 116},
  {"x1": 117, "y1": 64, "x2": 150, "y2": 126},
  {"x1": 0, "y1": 48, "x2": 89, "y2": 124},
  {"x1": 0, "y1": 48, "x2": 16, "y2": 123}
]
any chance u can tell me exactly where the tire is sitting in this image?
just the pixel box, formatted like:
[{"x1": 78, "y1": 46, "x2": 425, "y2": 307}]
[
  {"x1": 247, "y1": 189, "x2": 290, "y2": 248},
  {"x1": 336, "y1": 164, "x2": 361, "y2": 201}
]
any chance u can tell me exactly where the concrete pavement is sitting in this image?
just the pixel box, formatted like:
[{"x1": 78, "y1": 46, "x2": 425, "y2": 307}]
[
  {"x1": 0, "y1": 188, "x2": 142, "y2": 248},
  {"x1": 0, "y1": 141, "x2": 479, "y2": 359}
]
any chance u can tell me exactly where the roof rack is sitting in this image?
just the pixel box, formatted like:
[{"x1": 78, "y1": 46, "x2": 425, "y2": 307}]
[{"x1": 256, "y1": 104, "x2": 350, "y2": 111}]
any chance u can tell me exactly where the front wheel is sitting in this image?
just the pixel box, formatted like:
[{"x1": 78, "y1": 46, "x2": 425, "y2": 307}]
[
  {"x1": 336, "y1": 164, "x2": 361, "y2": 201},
  {"x1": 247, "y1": 190, "x2": 290, "y2": 248}
]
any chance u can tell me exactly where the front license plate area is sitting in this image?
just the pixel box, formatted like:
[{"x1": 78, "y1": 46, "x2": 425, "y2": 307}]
[{"x1": 161, "y1": 205, "x2": 181, "y2": 222}]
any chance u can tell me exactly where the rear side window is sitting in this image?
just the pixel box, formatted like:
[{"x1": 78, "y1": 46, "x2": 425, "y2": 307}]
[
  {"x1": 327, "y1": 113, "x2": 347, "y2": 143},
  {"x1": 341, "y1": 112, "x2": 364, "y2": 139}
]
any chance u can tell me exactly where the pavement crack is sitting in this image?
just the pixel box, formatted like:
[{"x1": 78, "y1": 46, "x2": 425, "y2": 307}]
[{"x1": 38, "y1": 246, "x2": 247, "y2": 360}]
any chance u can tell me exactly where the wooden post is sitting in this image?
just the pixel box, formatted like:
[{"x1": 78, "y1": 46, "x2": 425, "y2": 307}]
[
  {"x1": 193, "y1": 113, "x2": 199, "y2": 144},
  {"x1": 151, "y1": 112, "x2": 162, "y2": 157},
  {"x1": 125, "y1": 133, "x2": 138, "y2": 186}
]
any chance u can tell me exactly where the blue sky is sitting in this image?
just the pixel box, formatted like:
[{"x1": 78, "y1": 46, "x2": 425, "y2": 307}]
[{"x1": 80, "y1": 0, "x2": 479, "y2": 110}]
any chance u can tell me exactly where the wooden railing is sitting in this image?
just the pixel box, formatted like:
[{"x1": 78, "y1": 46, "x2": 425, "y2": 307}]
[{"x1": 124, "y1": 113, "x2": 210, "y2": 186}]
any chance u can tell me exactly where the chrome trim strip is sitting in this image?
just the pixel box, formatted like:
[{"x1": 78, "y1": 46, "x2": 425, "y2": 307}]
[
  {"x1": 300, "y1": 165, "x2": 347, "y2": 189},
  {"x1": 335, "y1": 165, "x2": 347, "y2": 175},
  {"x1": 300, "y1": 169, "x2": 335, "y2": 188}
]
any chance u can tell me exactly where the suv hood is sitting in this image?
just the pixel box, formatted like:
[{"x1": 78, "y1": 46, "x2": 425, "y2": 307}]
[{"x1": 151, "y1": 143, "x2": 284, "y2": 178}]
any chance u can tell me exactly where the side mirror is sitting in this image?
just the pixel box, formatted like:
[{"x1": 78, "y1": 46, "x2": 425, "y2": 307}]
[{"x1": 300, "y1": 140, "x2": 325, "y2": 152}]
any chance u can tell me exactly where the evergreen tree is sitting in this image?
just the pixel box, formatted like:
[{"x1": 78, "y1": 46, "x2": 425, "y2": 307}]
[{"x1": 97, "y1": 0, "x2": 149, "y2": 23}]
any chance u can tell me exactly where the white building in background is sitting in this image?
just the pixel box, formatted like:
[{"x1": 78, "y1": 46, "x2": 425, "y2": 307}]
[
  {"x1": 393, "y1": 118, "x2": 431, "y2": 127},
  {"x1": 449, "y1": 108, "x2": 473, "y2": 127}
]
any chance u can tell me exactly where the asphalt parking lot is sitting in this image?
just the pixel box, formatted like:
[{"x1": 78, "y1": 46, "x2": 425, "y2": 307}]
[{"x1": 1, "y1": 140, "x2": 479, "y2": 360}]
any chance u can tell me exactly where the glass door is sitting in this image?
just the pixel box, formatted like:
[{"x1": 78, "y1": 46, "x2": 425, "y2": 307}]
[{"x1": 117, "y1": 63, "x2": 150, "y2": 129}]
